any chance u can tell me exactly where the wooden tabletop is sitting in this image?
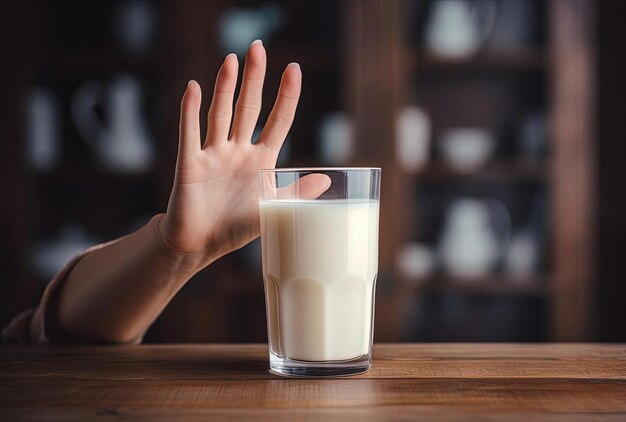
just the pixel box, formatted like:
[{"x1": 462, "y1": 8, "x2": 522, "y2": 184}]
[{"x1": 1, "y1": 344, "x2": 625, "y2": 421}]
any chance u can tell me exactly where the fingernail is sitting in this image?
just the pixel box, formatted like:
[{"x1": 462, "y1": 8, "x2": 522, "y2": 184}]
[
  {"x1": 288, "y1": 62, "x2": 301, "y2": 70},
  {"x1": 251, "y1": 39, "x2": 263, "y2": 46},
  {"x1": 225, "y1": 53, "x2": 237, "y2": 60},
  {"x1": 187, "y1": 80, "x2": 195, "y2": 88}
]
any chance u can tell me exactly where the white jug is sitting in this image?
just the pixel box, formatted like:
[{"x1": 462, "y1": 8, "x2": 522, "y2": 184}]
[
  {"x1": 425, "y1": 0, "x2": 498, "y2": 59},
  {"x1": 219, "y1": 3, "x2": 285, "y2": 55},
  {"x1": 439, "y1": 197, "x2": 511, "y2": 278},
  {"x1": 72, "y1": 75, "x2": 154, "y2": 173},
  {"x1": 25, "y1": 87, "x2": 61, "y2": 171}
]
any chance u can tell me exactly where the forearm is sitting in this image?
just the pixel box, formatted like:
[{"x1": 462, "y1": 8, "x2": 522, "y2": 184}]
[
  {"x1": 56, "y1": 214, "x2": 213, "y2": 343},
  {"x1": 46, "y1": 44, "x2": 301, "y2": 344}
]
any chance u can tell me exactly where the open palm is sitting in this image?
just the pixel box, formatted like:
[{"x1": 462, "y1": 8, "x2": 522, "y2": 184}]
[{"x1": 158, "y1": 42, "x2": 324, "y2": 263}]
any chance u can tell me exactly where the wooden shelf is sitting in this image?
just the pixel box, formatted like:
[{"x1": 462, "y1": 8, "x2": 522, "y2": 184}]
[
  {"x1": 0, "y1": 0, "x2": 595, "y2": 344},
  {"x1": 399, "y1": 274, "x2": 550, "y2": 296},
  {"x1": 408, "y1": 48, "x2": 547, "y2": 72},
  {"x1": 412, "y1": 159, "x2": 547, "y2": 182}
]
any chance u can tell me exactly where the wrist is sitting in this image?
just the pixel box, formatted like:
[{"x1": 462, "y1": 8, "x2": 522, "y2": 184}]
[{"x1": 152, "y1": 214, "x2": 214, "y2": 275}]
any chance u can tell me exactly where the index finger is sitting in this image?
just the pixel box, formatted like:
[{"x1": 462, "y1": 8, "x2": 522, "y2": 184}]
[
  {"x1": 258, "y1": 172, "x2": 331, "y2": 201},
  {"x1": 178, "y1": 80, "x2": 202, "y2": 158}
]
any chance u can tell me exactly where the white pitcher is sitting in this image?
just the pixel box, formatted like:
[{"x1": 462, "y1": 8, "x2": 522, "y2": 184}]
[
  {"x1": 72, "y1": 74, "x2": 154, "y2": 172},
  {"x1": 439, "y1": 197, "x2": 511, "y2": 278},
  {"x1": 219, "y1": 3, "x2": 285, "y2": 55},
  {"x1": 425, "y1": 0, "x2": 498, "y2": 59}
]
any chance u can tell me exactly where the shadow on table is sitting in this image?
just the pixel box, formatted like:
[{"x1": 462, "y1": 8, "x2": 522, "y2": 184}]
[{"x1": 133, "y1": 349, "x2": 273, "y2": 379}]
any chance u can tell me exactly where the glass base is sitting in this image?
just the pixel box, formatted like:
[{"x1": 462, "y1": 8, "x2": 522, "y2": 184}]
[{"x1": 269, "y1": 351, "x2": 371, "y2": 377}]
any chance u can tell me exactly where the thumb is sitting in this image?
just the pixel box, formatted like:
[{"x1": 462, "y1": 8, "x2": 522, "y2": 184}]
[
  {"x1": 261, "y1": 173, "x2": 332, "y2": 201},
  {"x1": 280, "y1": 173, "x2": 331, "y2": 200}
]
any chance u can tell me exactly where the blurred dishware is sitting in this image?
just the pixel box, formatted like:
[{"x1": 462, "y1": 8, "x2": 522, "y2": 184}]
[
  {"x1": 487, "y1": 0, "x2": 536, "y2": 48},
  {"x1": 425, "y1": 0, "x2": 498, "y2": 59},
  {"x1": 219, "y1": 3, "x2": 285, "y2": 56},
  {"x1": 505, "y1": 193, "x2": 544, "y2": 278},
  {"x1": 395, "y1": 106, "x2": 431, "y2": 172},
  {"x1": 114, "y1": 0, "x2": 157, "y2": 57},
  {"x1": 439, "y1": 197, "x2": 512, "y2": 278},
  {"x1": 439, "y1": 128, "x2": 495, "y2": 171},
  {"x1": 518, "y1": 111, "x2": 548, "y2": 160},
  {"x1": 397, "y1": 242, "x2": 436, "y2": 280},
  {"x1": 505, "y1": 229, "x2": 539, "y2": 278},
  {"x1": 318, "y1": 112, "x2": 353, "y2": 165},
  {"x1": 25, "y1": 87, "x2": 61, "y2": 171},
  {"x1": 72, "y1": 74, "x2": 154, "y2": 172}
]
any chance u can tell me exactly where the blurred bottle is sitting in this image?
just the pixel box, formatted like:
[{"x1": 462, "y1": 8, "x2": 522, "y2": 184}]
[
  {"x1": 72, "y1": 74, "x2": 154, "y2": 173},
  {"x1": 114, "y1": 0, "x2": 157, "y2": 57},
  {"x1": 318, "y1": 112, "x2": 353, "y2": 165},
  {"x1": 25, "y1": 87, "x2": 61, "y2": 171},
  {"x1": 505, "y1": 230, "x2": 538, "y2": 278},
  {"x1": 517, "y1": 111, "x2": 548, "y2": 160},
  {"x1": 395, "y1": 106, "x2": 431, "y2": 172},
  {"x1": 505, "y1": 193, "x2": 544, "y2": 279}
]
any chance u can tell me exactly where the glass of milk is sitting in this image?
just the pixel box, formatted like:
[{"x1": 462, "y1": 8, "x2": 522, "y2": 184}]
[{"x1": 258, "y1": 168, "x2": 381, "y2": 376}]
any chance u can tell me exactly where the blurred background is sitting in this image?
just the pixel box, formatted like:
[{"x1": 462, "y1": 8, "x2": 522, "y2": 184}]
[{"x1": 1, "y1": 0, "x2": 624, "y2": 343}]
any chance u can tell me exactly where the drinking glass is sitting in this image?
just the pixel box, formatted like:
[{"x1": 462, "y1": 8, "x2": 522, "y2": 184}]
[{"x1": 257, "y1": 167, "x2": 381, "y2": 376}]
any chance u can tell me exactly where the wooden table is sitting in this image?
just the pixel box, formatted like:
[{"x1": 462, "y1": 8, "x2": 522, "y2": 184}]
[{"x1": 1, "y1": 344, "x2": 625, "y2": 420}]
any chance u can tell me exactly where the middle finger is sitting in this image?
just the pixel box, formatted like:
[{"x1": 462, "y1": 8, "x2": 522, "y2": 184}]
[{"x1": 231, "y1": 40, "x2": 266, "y2": 143}]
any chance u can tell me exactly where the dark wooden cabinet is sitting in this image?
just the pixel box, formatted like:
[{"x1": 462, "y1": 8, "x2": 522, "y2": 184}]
[{"x1": 0, "y1": 0, "x2": 597, "y2": 342}]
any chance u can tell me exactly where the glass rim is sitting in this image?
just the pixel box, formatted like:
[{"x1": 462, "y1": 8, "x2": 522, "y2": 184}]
[{"x1": 257, "y1": 167, "x2": 381, "y2": 173}]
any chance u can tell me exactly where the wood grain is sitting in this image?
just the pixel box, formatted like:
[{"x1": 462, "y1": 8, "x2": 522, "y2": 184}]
[{"x1": 1, "y1": 344, "x2": 625, "y2": 421}]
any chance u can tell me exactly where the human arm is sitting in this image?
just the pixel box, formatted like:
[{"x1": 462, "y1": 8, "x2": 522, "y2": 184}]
[{"x1": 48, "y1": 42, "x2": 328, "y2": 343}]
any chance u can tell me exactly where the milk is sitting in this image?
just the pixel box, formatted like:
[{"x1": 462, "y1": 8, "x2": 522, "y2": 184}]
[{"x1": 260, "y1": 199, "x2": 379, "y2": 362}]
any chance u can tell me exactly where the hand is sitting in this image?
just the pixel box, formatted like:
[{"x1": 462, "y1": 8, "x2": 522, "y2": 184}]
[{"x1": 158, "y1": 42, "x2": 328, "y2": 266}]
